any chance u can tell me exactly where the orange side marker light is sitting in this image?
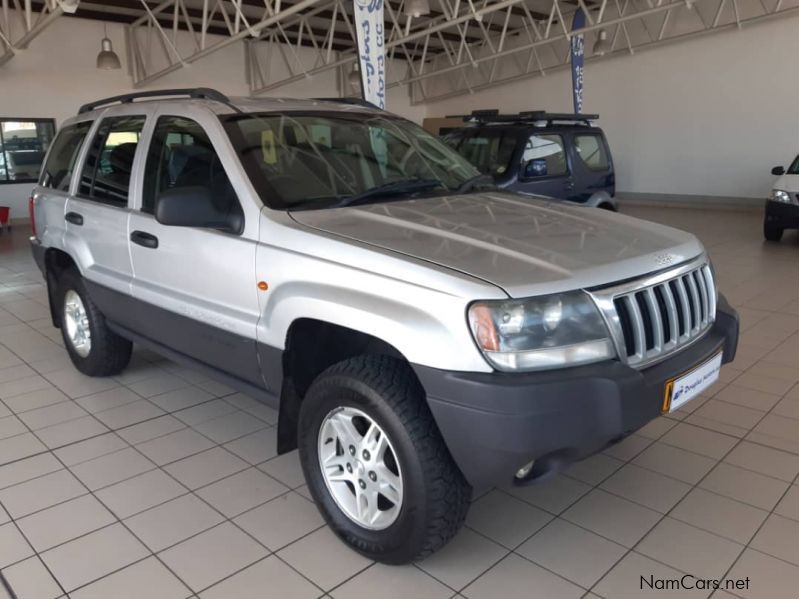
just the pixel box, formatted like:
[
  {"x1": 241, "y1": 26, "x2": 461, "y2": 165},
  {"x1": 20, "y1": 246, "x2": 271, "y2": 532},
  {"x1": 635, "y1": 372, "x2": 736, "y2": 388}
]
[{"x1": 257, "y1": 281, "x2": 269, "y2": 291}]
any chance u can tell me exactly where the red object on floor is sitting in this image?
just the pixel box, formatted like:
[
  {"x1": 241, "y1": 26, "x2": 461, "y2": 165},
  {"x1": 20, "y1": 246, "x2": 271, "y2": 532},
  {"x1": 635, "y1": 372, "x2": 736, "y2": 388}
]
[{"x1": 0, "y1": 206, "x2": 9, "y2": 225}]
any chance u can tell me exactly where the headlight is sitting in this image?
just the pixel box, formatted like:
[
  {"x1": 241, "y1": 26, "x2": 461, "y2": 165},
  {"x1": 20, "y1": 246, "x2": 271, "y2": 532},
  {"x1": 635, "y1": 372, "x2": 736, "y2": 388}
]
[
  {"x1": 468, "y1": 291, "x2": 615, "y2": 371},
  {"x1": 771, "y1": 190, "x2": 792, "y2": 203}
]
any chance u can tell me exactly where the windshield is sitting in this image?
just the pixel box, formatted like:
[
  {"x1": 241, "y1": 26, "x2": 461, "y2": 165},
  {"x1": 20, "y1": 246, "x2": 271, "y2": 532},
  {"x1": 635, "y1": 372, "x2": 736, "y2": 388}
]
[
  {"x1": 788, "y1": 155, "x2": 799, "y2": 175},
  {"x1": 441, "y1": 128, "x2": 518, "y2": 177},
  {"x1": 224, "y1": 112, "x2": 481, "y2": 210}
]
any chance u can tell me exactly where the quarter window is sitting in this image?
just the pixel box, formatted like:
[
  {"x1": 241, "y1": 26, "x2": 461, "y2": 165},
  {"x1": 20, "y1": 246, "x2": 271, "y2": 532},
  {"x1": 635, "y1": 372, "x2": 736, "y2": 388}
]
[
  {"x1": 574, "y1": 135, "x2": 609, "y2": 171},
  {"x1": 0, "y1": 118, "x2": 56, "y2": 184},
  {"x1": 521, "y1": 134, "x2": 567, "y2": 178},
  {"x1": 142, "y1": 116, "x2": 238, "y2": 217},
  {"x1": 40, "y1": 121, "x2": 93, "y2": 192},
  {"x1": 78, "y1": 116, "x2": 145, "y2": 205}
]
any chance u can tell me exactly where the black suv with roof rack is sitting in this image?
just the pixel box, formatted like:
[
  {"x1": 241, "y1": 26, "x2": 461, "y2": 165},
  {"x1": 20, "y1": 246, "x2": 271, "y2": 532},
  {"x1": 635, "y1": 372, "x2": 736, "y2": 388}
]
[{"x1": 441, "y1": 109, "x2": 617, "y2": 210}]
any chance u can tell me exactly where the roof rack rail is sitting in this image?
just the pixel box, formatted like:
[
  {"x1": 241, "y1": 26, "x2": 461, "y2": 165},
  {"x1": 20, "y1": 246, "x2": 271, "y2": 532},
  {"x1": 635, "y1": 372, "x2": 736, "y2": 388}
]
[
  {"x1": 469, "y1": 109, "x2": 500, "y2": 119},
  {"x1": 519, "y1": 110, "x2": 599, "y2": 122},
  {"x1": 446, "y1": 109, "x2": 599, "y2": 126},
  {"x1": 78, "y1": 88, "x2": 230, "y2": 114},
  {"x1": 312, "y1": 97, "x2": 382, "y2": 109}
]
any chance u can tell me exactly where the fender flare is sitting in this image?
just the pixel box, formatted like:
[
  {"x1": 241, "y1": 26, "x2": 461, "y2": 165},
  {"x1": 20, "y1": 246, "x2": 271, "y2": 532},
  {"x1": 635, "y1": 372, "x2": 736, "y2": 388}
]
[{"x1": 585, "y1": 191, "x2": 617, "y2": 211}]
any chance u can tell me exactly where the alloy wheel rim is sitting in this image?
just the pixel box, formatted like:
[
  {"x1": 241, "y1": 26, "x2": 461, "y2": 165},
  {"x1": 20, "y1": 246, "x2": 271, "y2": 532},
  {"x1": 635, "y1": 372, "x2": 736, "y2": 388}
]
[
  {"x1": 63, "y1": 289, "x2": 92, "y2": 357},
  {"x1": 317, "y1": 406, "x2": 403, "y2": 530}
]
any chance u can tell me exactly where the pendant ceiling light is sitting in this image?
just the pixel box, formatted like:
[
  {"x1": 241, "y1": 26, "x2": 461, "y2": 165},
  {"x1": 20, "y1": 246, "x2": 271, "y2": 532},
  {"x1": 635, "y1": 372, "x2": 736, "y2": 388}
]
[
  {"x1": 404, "y1": 0, "x2": 430, "y2": 18},
  {"x1": 592, "y1": 29, "x2": 610, "y2": 56},
  {"x1": 96, "y1": 24, "x2": 121, "y2": 70}
]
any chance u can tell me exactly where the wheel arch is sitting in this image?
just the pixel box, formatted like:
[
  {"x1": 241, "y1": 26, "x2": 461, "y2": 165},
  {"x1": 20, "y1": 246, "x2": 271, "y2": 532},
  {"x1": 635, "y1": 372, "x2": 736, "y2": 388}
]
[
  {"x1": 276, "y1": 318, "x2": 412, "y2": 455},
  {"x1": 586, "y1": 191, "x2": 618, "y2": 211},
  {"x1": 43, "y1": 248, "x2": 80, "y2": 327}
]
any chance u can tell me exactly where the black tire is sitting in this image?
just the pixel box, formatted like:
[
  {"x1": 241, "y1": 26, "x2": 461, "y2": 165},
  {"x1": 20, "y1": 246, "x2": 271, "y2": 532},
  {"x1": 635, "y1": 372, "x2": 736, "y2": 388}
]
[
  {"x1": 298, "y1": 355, "x2": 471, "y2": 564},
  {"x1": 56, "y1": 269, "x2": 132, "y2": 376},
  {"x1": 764, "y1": 222, "x2": 784, "y2": 242}
]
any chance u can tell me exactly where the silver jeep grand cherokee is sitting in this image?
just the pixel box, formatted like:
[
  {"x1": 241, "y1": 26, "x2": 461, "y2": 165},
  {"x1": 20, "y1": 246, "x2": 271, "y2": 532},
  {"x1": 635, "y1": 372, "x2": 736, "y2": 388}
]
[{"x1": 29, "y1": 88, "x2": 739, "y2": 564}]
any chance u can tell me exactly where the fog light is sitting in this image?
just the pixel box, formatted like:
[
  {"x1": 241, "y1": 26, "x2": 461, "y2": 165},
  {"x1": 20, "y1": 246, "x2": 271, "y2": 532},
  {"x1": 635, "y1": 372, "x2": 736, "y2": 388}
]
[{"x1": 515, "y1": 461, "x2": 535, "y2": 480}]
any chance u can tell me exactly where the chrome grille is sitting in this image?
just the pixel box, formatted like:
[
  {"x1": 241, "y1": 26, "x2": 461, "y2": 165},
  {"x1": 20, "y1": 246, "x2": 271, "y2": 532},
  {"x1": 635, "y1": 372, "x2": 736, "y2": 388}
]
[{"x1": 590, "y1": 258, "x2": 716, "y2": 368}]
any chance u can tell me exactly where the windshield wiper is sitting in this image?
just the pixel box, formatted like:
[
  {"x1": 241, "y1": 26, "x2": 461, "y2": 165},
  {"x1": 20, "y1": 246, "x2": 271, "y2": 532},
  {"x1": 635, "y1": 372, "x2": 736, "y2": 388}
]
[
  {"x1": 332, "y1": 178, "x2": 446, "y2": 208},
  {"x1": 456, "y1": 173, "x2": 495, "y2": 194}
]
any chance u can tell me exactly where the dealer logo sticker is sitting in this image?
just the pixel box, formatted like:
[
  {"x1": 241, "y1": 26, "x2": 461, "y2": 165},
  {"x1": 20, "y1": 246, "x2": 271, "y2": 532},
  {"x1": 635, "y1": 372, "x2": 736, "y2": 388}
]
[{"x1": 663, "y1": 352, "x2": 723, "y2": 413}]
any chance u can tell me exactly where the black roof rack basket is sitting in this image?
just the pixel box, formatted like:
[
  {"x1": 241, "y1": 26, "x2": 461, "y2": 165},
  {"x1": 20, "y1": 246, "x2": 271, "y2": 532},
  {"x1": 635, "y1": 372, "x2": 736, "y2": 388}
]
[
  {"x1": 79, "y1": 88, "x2": 230, "y2": 114},
  {"x1": 312, "y1": 97, "x2": 382, "y2": 109},
  {"x1": 447, "y1": 109, "x2": 599, "y2": 126}
]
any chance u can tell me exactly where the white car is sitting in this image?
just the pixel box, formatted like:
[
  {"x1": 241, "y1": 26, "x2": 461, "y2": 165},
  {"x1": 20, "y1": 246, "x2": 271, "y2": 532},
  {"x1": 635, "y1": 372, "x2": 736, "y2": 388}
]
[{"x1": 765, "y1": 157, "x2": 799, "y2": 241}]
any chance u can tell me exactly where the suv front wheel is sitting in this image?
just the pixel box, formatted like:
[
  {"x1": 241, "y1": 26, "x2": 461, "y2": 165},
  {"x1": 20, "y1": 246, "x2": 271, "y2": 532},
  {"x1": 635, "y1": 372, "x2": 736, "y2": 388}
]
[
  {"x1": 298, "y1": 355, "x2": 471, "y2": 564},
  {"x1": 57, "y1": 269, "x2": 132, "y2": 376}
]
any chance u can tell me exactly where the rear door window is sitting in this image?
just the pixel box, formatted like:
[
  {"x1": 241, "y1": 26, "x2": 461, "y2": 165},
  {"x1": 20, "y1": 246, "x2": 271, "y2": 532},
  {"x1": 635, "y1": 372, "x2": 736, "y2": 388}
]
[
  {"x1": 78, "y1": 116, "x2": 145, "y2": 206},
  {"x1": 574, "y1": 134, "x2": 609, "y2": 172},
  {"x1": 40, "y1": 121, "x2": 93, "y2": 192}
]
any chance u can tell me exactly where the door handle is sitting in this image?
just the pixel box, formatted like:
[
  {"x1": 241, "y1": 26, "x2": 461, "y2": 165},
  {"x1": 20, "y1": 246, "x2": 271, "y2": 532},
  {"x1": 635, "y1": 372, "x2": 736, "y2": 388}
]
[
  {"x1": 65, "y1": 212, "x2": 83, "y2": 226},
  {"x1": 130, "y1": 230, "x2": 159, "y2": 249}
]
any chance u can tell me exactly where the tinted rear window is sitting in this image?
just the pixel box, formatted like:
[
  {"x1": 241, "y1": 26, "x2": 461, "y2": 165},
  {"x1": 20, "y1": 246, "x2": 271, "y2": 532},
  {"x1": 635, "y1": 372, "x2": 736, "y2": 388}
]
[
  {"x1": 78, "y1": 116, "x2": 145, "y2": 206},
  {"x1": 574, "y1": 134, "x2": 609, "y2": 172},
  {"x1": 40, "y1": 121, "x2": 93, "y2": 192}
]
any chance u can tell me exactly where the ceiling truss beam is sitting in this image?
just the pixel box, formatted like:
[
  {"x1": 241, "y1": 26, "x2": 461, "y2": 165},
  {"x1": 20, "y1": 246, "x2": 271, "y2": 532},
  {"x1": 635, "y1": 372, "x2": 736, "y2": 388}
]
[
  {"x1": 0, "y1": 0, "x2": 66, "y2": 66},
  {"x1": 406, "y1": 0, "x2": 799, "y2": 104},
  {"x1": 128, "y1": 0, "x2": 325, "y2": 87},
  {"x1": 243, "y1": 0, "x2": 799, "y2": 105}
]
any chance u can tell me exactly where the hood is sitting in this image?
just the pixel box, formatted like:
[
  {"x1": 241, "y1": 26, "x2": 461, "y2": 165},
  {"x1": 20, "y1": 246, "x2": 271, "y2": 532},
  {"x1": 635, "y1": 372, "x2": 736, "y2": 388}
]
[
  {"x1": 289, "y1": 192, "x2": 705, "y2": 298},
  {"x1": 774, "y1": 174, "x2": 799, "y2": 193}
]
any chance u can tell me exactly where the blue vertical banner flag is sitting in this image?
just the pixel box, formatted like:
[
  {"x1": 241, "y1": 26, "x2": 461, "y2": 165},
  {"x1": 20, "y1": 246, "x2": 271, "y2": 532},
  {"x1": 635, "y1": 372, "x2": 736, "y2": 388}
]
[
  {"x1": 354, "y1": 0, "x2": 386, "y2": 109},
  {"x1": 570, "y1": 8, "x2": 585, "y2": 114}
]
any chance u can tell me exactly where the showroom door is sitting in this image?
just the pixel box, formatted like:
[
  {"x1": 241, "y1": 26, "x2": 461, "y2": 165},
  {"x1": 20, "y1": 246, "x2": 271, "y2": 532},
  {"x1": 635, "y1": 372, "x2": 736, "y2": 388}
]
[{"x1": 128, "y1": 114, "x2": 263, "y2": 387}]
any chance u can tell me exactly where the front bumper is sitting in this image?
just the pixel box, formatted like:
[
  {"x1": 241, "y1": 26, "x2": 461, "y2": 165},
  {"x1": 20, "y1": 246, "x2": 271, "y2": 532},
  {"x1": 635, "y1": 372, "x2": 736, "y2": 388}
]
[
  {"x1": 765, "y1": 199, "x2": 799, "y2": 229},
  {"x1": 414, "y1": 294, "x2": 739, "y2": 490}
]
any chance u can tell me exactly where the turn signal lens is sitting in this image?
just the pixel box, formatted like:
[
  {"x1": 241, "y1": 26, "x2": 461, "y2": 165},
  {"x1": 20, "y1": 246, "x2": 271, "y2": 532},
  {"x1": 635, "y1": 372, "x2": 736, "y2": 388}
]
[
  {"x1": 257, "y1": 281, "x2": 269, "y2": 291},
  {"x1": 468, "y1": 304, "x2": 500, "y2": 351}
]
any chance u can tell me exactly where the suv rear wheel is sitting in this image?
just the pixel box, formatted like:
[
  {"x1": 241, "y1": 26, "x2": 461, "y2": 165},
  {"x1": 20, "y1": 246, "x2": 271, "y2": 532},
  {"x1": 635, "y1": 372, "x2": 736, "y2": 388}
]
[
  {"x1": 764, "y1": 222, "x2": 784, "y2": 242},
  {"x1": 57, "y1": 269, "x2": 132, "y2": 376},
  {"x1": 298, "y1": 355, "x2": 470, "y2": 564}
]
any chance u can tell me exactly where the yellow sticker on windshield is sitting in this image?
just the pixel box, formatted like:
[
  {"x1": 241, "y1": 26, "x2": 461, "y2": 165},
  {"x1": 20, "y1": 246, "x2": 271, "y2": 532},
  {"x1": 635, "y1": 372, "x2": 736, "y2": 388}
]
[{"x1": 261, "y1": 130, "x2": 277, "y2": 165}]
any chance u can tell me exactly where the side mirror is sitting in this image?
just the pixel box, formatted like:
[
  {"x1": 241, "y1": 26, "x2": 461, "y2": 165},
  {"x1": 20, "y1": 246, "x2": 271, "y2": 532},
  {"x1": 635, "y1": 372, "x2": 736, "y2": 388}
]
[
  {"x1": 155, "y1": 186, "x2": 243, "y2": 234},
  {"x1": 523, "y1": 158, "x2": 548, "y2": 178},
  {"x1": 772, "y1": 166, "x2": 785, "y2": 176}
]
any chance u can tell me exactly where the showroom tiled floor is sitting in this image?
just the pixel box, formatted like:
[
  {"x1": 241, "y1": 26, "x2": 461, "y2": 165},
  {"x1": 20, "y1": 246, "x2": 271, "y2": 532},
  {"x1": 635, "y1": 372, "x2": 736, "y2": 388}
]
[{"x1": 1, "y1": 205, "x2": 799, "y2": 598}]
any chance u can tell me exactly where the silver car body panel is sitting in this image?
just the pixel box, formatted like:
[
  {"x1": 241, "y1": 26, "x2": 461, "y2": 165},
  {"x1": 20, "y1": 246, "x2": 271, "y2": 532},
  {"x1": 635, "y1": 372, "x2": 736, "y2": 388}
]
[
  {"x1": 126, "y1": 103, "x2": 263, "y2": 346},
  {"x1": 33, "y1": 97, "x2": 707, "y2": 376},
  {"x1": 57, "y1": 103, "x2": 156, "y2": 298},
  {"x1": 255, "y1": 209, "x2": 505, "y2": 372}
]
